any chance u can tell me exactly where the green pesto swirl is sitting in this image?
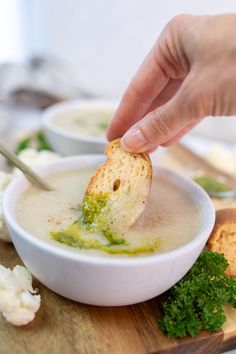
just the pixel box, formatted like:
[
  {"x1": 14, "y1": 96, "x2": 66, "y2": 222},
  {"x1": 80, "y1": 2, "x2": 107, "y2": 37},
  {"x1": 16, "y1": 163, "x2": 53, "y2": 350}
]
[{"x1": 50, "y1": 193, "x2": 160, "y2": 255}]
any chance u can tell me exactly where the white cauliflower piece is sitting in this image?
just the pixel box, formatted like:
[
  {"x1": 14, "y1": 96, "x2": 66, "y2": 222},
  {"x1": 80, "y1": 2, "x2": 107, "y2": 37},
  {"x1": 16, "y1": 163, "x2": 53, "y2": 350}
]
[
  {"x1": 13, "y1": 265, "x2": 34, "y2": 292},
  {"x1": 205, "y1": 143, "x2": 236, "y2": 176},
  {"x1": 0, "y1": 265, "x2": 40, "y2": 326},
  {"x1": 0, "y1": 173, "x2": 13, "y2": 242},
  {"x1": 13, "y1": 148, "x2": 61, "y2": 176}
]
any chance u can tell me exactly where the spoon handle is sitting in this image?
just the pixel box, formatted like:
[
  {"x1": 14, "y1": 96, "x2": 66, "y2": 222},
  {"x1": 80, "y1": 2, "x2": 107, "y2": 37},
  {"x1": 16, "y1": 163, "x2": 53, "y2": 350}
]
[
  {"x1": 170, "y1": 142, "x2": 236, "y2": 188},
  {"x1": 0, "y1": 142, "x2": 53, "y2": 191}
]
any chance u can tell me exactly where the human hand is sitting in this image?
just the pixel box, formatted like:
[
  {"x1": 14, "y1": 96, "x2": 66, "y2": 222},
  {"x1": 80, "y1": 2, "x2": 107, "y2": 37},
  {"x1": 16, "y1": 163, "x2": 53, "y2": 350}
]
[{"x1": 107, "y1": 14, "x2": 236, "y2": 152}]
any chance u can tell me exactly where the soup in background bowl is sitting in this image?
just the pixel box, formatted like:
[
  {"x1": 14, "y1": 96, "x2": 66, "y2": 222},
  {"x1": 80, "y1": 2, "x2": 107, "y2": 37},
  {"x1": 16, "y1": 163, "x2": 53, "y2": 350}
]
[
  {"x1": 42, "y1": 100, "x2": 116, "y2": 155},
  {"x1": 3, "y1": 155, "x2": 215, "y2": 306},
  {"x1": 54, "y1": 109, "x2": 112, "y2": 138}
]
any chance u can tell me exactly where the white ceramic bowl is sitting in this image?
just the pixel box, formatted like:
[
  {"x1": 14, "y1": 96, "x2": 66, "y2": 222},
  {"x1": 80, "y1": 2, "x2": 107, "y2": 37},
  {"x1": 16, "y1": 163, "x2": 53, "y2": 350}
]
[
  {"x1": 3, "y1": 156, "x2": 215, "y2": 306},
  {"x1": 192, "y1": 116, "x2": 236, "y2": 143},
  {"x1": 42, "y1": 99, "x2": 117, "y2": 155}
]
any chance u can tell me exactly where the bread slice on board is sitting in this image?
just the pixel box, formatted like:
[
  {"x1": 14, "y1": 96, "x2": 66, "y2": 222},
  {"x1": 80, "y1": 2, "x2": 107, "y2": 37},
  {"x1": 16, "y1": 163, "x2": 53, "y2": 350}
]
[
  {"x1": 85, "y1": 138, "x2": 152, "y2": 229},
  {"x1": 208, "y1": 208, "x2": 236, "y2": 278}
]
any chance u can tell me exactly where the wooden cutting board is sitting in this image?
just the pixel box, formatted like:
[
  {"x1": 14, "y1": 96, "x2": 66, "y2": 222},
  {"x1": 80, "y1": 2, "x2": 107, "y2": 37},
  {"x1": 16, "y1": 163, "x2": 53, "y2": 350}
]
[{"x1": 0, "y1": 241, "x2": 236, "y2": 354}]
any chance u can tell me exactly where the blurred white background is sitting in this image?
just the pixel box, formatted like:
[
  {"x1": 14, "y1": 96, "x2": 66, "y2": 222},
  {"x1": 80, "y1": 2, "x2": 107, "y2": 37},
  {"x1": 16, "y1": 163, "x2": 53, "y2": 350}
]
[
  {"x1": 0, "y1": 0, "x2": 236, "y2": 142},
  {"x1": 1, "y1": 0, "x2": 236, "y2": 97}
]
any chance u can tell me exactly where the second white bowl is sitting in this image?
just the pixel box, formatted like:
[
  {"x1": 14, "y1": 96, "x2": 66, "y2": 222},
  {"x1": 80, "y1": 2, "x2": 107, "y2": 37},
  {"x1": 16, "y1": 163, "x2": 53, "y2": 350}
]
[{"x1": 42, "y1": 99, "x2": 117, "y2": 155}]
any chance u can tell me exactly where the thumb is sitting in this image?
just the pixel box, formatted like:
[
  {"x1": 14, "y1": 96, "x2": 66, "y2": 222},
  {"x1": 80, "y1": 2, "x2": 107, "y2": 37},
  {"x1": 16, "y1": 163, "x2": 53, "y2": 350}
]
[{"x1": 121, "y1": 84, "x2": 201, "y2": 152}]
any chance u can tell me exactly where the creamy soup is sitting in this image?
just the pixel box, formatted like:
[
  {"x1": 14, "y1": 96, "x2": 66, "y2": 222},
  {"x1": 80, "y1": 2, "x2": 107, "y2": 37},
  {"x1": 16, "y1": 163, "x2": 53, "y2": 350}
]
[
  {"x1": 16, "y1": 168, "x2": 201, "y2": 258},
  {"x1": 53, "y1": 109, "x2": 113, "y2": 138}
]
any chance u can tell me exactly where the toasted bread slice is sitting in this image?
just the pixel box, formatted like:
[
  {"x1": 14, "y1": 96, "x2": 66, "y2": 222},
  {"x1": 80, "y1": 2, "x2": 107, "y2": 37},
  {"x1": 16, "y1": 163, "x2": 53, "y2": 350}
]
[
  {"x1": 208, "y1": 208, "x2": 236, "y2": 278},
  {"x1": 85, "y1": 138, "x2": 152, "y2": 229}
]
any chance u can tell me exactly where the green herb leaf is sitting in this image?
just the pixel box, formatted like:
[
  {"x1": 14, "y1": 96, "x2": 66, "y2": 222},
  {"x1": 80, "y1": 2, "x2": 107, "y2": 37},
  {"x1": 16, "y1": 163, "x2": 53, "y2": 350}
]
[
  {"x1": 36, "y1": 131, "x2": 52, "y2": 151},
  {"x1": 15, "y1": 131, "x2": 52, "y2": 155},
  {"x1": 159, "y1": 251, "x2": 236, "y2": 338},
  {"x1": 194, "y1": 175, "x2": 231, "y2": 194},
  {"x1": 15, "y1": 137, "x2": 31, "y2": 155}
]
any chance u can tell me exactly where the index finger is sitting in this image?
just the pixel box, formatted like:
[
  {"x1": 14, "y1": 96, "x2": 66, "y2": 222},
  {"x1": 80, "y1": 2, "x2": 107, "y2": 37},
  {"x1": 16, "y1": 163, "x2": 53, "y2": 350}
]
[{"x1": 107, "y1": 47, "x2": 169, "y2": 140}]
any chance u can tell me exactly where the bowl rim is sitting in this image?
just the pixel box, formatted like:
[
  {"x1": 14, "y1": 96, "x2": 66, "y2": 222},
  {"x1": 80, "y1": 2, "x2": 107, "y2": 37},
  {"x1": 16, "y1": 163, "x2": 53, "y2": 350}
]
[
  {"x1": 3, "y1": 155, "x2": 215, "y2": 266},
  {"x1": 42, "y1": 99, "x2": 118, "y2": 144}
]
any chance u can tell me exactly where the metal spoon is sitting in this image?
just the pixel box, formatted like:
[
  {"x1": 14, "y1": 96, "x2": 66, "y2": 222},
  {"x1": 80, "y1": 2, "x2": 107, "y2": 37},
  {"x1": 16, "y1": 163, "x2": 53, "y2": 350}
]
[
  {"x1": 0, "y1": 142, "x2": 53, "y2": 191},
  {"x1": 169, "y1": 142, "x2": 236, "y2": 199}
]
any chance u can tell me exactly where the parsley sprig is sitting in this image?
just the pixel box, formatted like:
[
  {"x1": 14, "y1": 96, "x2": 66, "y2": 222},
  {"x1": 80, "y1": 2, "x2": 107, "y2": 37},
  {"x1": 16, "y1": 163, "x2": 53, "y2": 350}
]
[
  {"x1": 15, "y1": 131, "x2": 52, "y2": 155},
  {"x1": 159, "y1": 251, "x2": 236, "y2": 338}
]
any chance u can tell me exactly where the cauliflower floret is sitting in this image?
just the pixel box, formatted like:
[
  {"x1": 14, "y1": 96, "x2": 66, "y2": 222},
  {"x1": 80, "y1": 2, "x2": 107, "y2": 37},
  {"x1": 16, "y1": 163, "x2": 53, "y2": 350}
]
[
  {"x1": 13, "y1": 265, "x2": 35, "y2": 292},
  {"x1": 13, "y1": 148, "x2": 61, "y2": 176},
  {"x1": 0, "y1": 265, "x2": 40, "y2": 326},
  {"x1": 205, "y1": 143, "x2": 236, "y2": 176},
  {"x1": 0, "y1": 173, "x2": 13, "y2": 242}
]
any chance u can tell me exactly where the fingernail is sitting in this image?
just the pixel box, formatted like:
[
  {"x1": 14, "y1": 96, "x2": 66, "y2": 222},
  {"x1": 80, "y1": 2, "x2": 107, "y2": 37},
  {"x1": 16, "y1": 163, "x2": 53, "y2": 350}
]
[{"x1": 121, "y1": 126, "x2": 148, "y2": 152}]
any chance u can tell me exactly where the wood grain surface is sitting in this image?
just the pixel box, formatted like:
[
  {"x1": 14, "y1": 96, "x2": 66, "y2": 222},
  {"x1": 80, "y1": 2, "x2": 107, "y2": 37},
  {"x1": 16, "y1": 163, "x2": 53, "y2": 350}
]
[{"x1": 0, "y1": 240, "x2": 235, "y2": 354}]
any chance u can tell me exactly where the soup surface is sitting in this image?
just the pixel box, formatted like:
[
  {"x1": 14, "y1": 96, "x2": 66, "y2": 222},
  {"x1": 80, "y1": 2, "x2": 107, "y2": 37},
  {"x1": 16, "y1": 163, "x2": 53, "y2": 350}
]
[
  {"x1": 16, "y1": 168, "x2": 201, "y2": 258},
  {"x1": 53, "y1": 109, "x2": 113, "y2": 138}
]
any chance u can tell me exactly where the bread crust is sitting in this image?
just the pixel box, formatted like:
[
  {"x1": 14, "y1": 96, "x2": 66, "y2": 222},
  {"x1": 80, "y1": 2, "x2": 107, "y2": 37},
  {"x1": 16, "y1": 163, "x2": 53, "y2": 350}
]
[
  {"x1": 86, "y1": 138, "x2": 152, "y2": 195},
  {"x1": 211, "y1": 208, "x2": 236, "y2": 226},
  {"x1": 208, "y1": 208, "x2": 236, "y2": 278},
  {"x1": 85, "y1": 138, "x2": 152, "y2": 227}
]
